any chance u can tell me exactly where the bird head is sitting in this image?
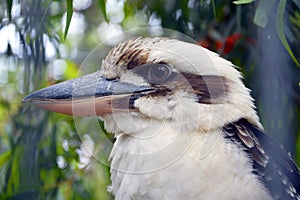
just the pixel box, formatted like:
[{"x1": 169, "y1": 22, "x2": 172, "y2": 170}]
[{"x1": 23, "y1": 37, "x2": 260, "y2": 135}]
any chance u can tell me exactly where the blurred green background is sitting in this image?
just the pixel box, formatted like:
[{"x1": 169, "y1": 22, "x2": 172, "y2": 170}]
[{"x1": 0, "y1": 0, "x2": 299, "y2": 199}]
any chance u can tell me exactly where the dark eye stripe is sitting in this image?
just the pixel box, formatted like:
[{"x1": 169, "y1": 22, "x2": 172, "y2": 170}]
[
  {"x1": 129, "y1": 63, "x2": 228, "y2": 104},
  {"x1": 180, "y1": 72, "x2": 228, "y2": 104}
]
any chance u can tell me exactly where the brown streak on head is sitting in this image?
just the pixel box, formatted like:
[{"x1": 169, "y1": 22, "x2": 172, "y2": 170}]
[
  {"x1": 180, "y1": 73, "x2": 229, "y2": 104},
  {"x1": 127, "y1": 49, "x2": 149, "y2": 70},
  {"x1": 105, "y1": 38, "x2": 150, "y2": 70}
]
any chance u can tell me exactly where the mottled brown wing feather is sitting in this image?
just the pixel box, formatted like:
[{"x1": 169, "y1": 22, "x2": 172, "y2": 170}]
[{"x1": 223, "y1": 118, "x2": 300, "y2": 200}]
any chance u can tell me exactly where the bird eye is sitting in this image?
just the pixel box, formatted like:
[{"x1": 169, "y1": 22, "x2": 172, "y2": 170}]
[{"x1": 148, "y1": 64, "x2": 172, "y2": 83}]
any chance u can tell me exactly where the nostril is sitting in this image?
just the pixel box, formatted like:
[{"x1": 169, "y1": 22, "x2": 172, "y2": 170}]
[{"x1": 105, "y1": 77, "x2": 120, "y2": 82}]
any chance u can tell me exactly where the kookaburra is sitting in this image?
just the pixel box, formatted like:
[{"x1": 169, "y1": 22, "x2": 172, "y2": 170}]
[{"x1": 24, "y1": 37, "x2": 300, "y2": 199}]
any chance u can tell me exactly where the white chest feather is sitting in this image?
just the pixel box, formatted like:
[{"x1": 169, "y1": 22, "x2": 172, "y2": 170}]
[{"x1": 107, "y1": 124, "x2": 272, "y2": 200}]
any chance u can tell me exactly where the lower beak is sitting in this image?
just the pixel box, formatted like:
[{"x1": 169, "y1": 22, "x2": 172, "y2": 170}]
[{"x1": 23, "y1": 72, "x2": 152, "y2": 116}]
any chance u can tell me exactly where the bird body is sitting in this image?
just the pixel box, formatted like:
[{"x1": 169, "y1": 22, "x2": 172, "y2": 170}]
[
  {"x1": 24, "y1": 37, "x2": 300, "y2": 199},
  {"x1": 108, "y1": 124, "x2": 272, "y2": 200}
]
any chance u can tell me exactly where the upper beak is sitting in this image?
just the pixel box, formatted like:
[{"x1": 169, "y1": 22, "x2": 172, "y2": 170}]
[{"x1": 23, "y1": 72, "x2": 153, "y2": 116}]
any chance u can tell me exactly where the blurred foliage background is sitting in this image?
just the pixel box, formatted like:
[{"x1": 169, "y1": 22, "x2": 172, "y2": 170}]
[{"x1": 0, "y1": 0, "x2": 299, "y2": 199}]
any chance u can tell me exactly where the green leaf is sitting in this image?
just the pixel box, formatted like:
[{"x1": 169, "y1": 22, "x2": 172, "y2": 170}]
[
  {"x1": 212, "y1": 0, "x2": 217, "y2": 18},
  {"x1": 254, "y1": 0, "x2": 276, "y2": 28},
  {"x1": 64, "y1": 0, "x2": 73, "y2": 40},
  {"x1": 276, "y1": 0, "x2": 300, "y2": 67},
  {"x1": 6, "y1": 0, "x2": 13, "y2": 21},
  {"x1": 233, "y1": 0, "x2": 255, "y2": 5},
  {"x1": 290, "y1": 12, "x2": 300, "y2": 28},
  {"x1": 0, "y1": 150, "x2": 11, "y2": 168},
  {"x1": 7, "y1": 147, "x2": 22, "y2": 195},
  {"x1": 64, "y1": 60, "x2": 80, "y2": 79},
  {"x1": 97, "y1": 0, "x2": 108, "y2": 22}
]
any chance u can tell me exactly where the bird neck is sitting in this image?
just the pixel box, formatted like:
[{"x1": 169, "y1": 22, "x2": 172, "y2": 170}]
[{"x1": 108, "y1": 117, "x2": 218, "y2": 173}]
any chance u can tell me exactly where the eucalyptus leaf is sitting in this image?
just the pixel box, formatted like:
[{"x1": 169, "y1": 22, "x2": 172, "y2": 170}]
[
  {"x1": 290, "y1": 12, "x2": 300, "y2": 28},
  {"x1": 98, "y1": 0, "x2": 108, "y2": 22},
  {"x1": 292, "y1": 0, "x2": 300, "y2": 9},
  {"x1": 6, "y1": 0, "x2": 13, "y2": 21},
  {"x1": 64, "y1": 0, "x2": 73, "y2": 40},
  {"x1": 233, "y1": 0, "x2": 255, "y2": 5},
  {"x1": 212, "y1": 0, "x2": 216, "y2": 18},
  {"x1": 276, "y1": 0, "x2": 300, "y2": 67},
  {"x1": 6, "y1": 147, "x2": 22, "y2": 195},
  {"x1": 254, "y1": 0, "x2": 276, "y2": 28},
  {"x1": 0, "y1": 150, "x2": 11, "y2": 168}
]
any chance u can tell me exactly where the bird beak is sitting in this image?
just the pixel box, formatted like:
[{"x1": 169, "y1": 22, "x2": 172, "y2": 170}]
[{"x1": 23, "y1": 72, "x2": 153, "y2": 116}]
